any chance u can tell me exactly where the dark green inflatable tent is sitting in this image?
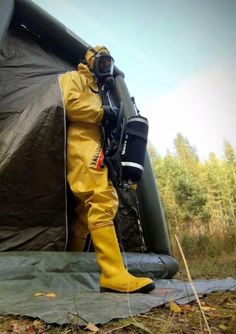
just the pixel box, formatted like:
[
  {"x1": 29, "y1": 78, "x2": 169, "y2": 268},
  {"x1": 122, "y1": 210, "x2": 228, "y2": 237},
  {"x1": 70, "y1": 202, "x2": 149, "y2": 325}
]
[{"x1": 0, "y1": 0, "x2": 178, "y2": 278}]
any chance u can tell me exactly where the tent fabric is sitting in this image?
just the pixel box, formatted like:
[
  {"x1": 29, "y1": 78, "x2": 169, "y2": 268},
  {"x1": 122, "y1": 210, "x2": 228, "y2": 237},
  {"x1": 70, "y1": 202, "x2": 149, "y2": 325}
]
[
  {"x1": 0, "y1": 0, "x2": 14, "y2": 48},
  {"x1": 0, "y1": 22, "x2": 74, "y2": 250},
  {"x1": 0, "y1": 21, "x2": 149, "y2": 252},
  {"x1": 0, "y1": 251, "x2": 235, "y2": 325},
  {"x1": 0, "y1": 76, "x2": 67, "y2": 251}
]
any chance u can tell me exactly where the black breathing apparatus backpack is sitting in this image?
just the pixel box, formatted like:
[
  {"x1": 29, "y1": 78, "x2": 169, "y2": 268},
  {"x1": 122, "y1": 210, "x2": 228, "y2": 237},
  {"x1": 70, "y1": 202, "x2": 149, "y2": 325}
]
[
  {"x1": 121, "y1": 112, "x2": 149, "y2": 182},
  {"x1": 102, "y1": 93, "x2": 149, "y2": 186}
]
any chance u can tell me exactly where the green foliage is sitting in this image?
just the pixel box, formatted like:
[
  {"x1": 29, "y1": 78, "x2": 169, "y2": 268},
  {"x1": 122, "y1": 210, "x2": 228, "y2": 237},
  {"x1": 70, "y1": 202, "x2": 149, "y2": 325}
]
[
  {"x1": 148, "y1": 134, "x2": 236, "y2": 233},
  {"x1": 174, "y1": 133, "x2": 199, "y2": 166},
  {"x1": 174, "y1": 226, "x2": 236, "y2": 262},
  {"x1": 182, "y1": 233, "x2": 209, "y2": 253}
]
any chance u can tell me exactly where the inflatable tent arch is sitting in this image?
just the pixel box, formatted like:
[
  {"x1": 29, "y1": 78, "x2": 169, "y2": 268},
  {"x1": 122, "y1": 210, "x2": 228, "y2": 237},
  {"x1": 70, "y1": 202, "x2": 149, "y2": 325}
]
[{"x1": 0, "y1": 0, "x2": 178, "y2": 278}]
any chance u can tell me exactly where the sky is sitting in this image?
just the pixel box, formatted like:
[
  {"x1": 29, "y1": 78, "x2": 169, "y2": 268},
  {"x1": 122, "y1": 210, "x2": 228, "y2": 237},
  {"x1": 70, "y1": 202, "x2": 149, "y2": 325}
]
[{"x1": 33, "y1": 0, "x2": 236, "y2": 160}]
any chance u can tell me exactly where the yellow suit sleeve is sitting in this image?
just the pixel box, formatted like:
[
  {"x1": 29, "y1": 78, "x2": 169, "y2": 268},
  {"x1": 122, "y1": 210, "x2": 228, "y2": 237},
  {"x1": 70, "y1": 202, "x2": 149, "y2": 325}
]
[{"x1": 60, "y1": 71, "x2": 104, "y2": 124}]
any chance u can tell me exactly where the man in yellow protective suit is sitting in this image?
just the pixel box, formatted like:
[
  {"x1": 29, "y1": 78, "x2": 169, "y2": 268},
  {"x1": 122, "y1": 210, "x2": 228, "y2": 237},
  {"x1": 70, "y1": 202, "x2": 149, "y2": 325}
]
[{"x1": 59, "y1": 46, "x2": 155, "y2": 293}]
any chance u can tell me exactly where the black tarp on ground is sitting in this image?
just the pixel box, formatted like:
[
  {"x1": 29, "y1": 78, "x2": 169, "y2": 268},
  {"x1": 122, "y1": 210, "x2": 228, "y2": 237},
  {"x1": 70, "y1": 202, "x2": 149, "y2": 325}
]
[
  {"x1": 0, "y1": 251, "x2": 235, "y2": 325},
  {"x1": 0, "y1": 22, "x2": 73, "y2": 250}
]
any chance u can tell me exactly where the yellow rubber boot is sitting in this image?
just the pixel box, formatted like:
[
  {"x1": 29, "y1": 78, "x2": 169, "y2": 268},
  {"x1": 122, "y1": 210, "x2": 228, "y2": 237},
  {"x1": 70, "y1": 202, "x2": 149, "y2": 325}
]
[{"x1": 90, "y1": 225, "x2": 155, "y2": 293}]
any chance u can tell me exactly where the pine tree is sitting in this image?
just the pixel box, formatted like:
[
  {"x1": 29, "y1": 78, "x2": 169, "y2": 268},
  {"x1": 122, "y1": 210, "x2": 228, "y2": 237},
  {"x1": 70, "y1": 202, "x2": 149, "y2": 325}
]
[
  {"x1": 173, "y1": 134, "x2": 211, "y2": 232},
  {"x1": 148, "y1": 136, "x2": 236, "y2": 236},
  {"x1": 222, "y1": 141, "x2": 236, "y2": 225}
]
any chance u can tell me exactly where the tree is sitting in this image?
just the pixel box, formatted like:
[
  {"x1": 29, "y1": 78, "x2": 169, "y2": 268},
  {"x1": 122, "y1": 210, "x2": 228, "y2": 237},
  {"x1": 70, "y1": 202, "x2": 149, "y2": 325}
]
[
  {"x1": 222, "y1": 141, "x2": 236, "y2": 225},
  {"x1": 174, "y1": 133, "x2": 199, "y2": 171},
  {"x1": 148, "y1": 136, "x2": 236, "y2": 235}
]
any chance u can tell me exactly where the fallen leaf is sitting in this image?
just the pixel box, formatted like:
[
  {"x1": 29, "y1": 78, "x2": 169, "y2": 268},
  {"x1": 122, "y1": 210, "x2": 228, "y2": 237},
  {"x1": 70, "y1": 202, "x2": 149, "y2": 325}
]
[
  {"x1": 46, "y1": 292, "x2": 57, "y2": 298},
  {"x1": 33, "y1": 319, "x2": 46, "y2": 331},
  {"x1": 169, "y1": 301, "x2": 182, "y2": 313},
  {"x1": 179, "y1": 304, "x2": 191, "y2": 312},
  {"x1": 218, "y1": 324, "x2": 228, "y2": 330},
  {"x1": 202, "y1": 306, "x2": 216, "y2": 312},
  {"x1": 34, "y1": 292, "x2": 45, "y2": 297},
  {"x1": 8, "y1": 323, "x2": 36, "y2": 334},
  {"x1": 85, "y1": 322, "x2": 99, "y2": 332},
  {"x1": 24, "y1": 325, "x2": 36, "y2": 334},
  {"x1": 34, "y1": 292, "x2": 56, "y2": 298},
  {"x1": 207, "y1": 311, "x2": 222, "y2": 318}
]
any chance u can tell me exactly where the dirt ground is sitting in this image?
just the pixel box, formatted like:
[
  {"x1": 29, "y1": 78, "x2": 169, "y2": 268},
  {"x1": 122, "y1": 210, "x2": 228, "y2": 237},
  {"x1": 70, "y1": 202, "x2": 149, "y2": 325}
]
[
  {"x1": 0, "y1": 290, "x2": 235, "y2": 334},
  {"x1": 98, "y1": 290, "x2": 236, "y2": 334}
]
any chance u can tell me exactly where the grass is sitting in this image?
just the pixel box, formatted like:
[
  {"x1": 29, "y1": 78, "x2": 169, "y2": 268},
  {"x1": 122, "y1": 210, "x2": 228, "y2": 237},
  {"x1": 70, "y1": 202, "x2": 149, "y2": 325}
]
[
  {"x1": 171, "y1": 226, "x2": 236, "y2": 279},
  {"x1": 175, "y1": 252, "x2": 236, "y2": 280}
]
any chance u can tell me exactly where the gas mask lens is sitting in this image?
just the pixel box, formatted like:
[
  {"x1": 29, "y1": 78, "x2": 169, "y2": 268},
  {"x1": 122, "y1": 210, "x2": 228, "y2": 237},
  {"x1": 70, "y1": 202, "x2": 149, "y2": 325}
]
[{"x1": 95, "y1": 54, "x2": 114, "y2": 76}]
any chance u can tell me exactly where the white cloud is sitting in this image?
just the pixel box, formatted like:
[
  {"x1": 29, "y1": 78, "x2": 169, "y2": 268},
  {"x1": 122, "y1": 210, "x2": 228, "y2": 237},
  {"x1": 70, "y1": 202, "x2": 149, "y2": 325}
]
[{"x1": 146, "y1": 59, "x2": 236, "y2": 160}]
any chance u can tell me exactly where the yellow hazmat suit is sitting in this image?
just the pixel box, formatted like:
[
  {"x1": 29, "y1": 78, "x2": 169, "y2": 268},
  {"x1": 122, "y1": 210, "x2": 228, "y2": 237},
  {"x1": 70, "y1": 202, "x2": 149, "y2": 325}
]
[
  {"x1": 59, "y1": 46, "x2": 154, "y2": 293},
  {"x1": 60, "y1": 53, "x2": 117, "y2": 249}
]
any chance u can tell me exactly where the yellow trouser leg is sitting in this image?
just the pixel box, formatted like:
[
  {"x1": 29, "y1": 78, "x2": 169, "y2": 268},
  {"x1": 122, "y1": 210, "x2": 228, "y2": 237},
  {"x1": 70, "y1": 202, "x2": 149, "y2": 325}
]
[
  {"x1": 67, "y1": 123, "x2": 118, "y2": 251},
  {"x1": 90, "y1": 224, "x2": 155, "y2": 293},
  {"x1": 65, "y1": 123, "x2": 153, "y2": 293},
  {"x1": 68, "y1": 201, "x2": 89, "y2": 251},
  {"x1": 68, "y1": 219, "x2": 89, "y2": 251}
]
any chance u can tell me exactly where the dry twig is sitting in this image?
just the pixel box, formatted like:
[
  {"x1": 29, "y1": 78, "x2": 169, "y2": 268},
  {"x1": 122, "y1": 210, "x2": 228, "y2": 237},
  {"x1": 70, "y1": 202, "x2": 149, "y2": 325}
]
[{"x1": 175, "y1": 234, "x2": 212, "y2": 334}]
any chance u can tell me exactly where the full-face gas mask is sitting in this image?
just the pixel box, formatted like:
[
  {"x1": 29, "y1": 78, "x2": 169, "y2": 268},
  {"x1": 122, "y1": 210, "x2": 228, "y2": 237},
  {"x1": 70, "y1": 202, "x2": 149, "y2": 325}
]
[
  {"x1": 85, "y1": 46, "x2": 115, "y2": 91},
  {"x1": 93, "y1": 53, "x2": 115, "y2": 90}
]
